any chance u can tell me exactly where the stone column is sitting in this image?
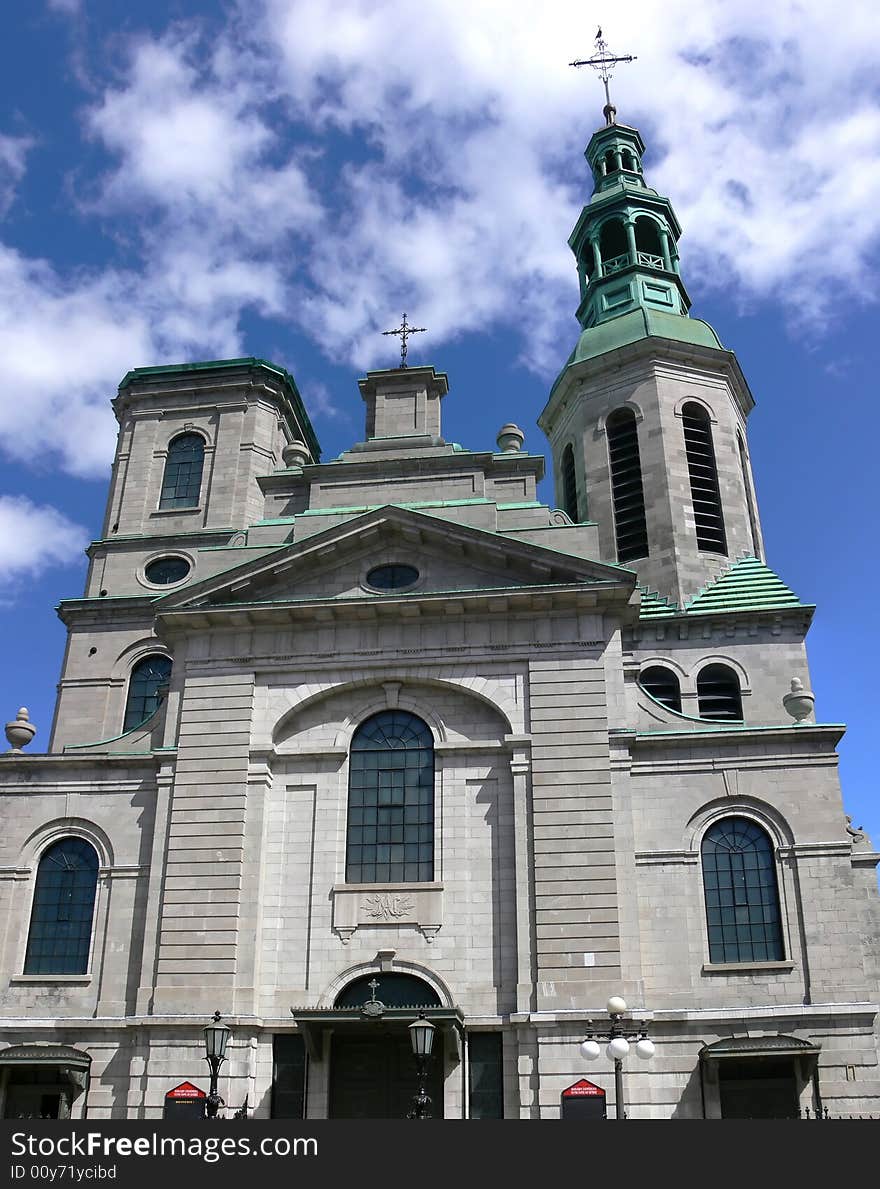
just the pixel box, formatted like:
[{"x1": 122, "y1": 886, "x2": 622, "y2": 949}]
[
  {"x1": 625, "y1": 220, "x2": 638, "y2": 264},
  {"x1": 659, "y1": 227, "x2": 673, "y2": 271},
  {"x1": 508, "y1": 738, "x2": 534, "y2": 1013}
]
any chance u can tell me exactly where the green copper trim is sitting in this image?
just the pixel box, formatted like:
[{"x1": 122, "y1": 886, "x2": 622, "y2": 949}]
[
  {"x1": 197, "y1": 543, "x2": 284, "y2": 552},
  {"x1": 95, "y1": 527, "x2": 236, "y2": 545},
  {"x1": 255, "y1": 498, "x2": 498, "y2": 526},
  {"x1": 171, "y1": 580, "x2": 615, "y2": 612},
  {"x1": 117, "y1": 356, "x2": 321, "y2": 461},
  {"x1": 64, "y1": 704, "x2": 164, "y2": 750},
  {"x1": 637, "y1": 585, "x2": 681, "y2": 617},
  {"x1": 635, "y1": 723, "x2": 845, "y2": 737}
]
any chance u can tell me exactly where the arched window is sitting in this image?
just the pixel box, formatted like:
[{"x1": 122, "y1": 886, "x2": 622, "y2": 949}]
[
  {"x1": 599, "y1": 219, "x2": 628, "y2": 272},
  {"x1": 634, "y1": 216, "x2": 663, "y2": 267},
  {"x1": 701, "y1": 817, "x2": 784, "y2": 963},
  {"x1": 123, "y1": 654, "x2": 172, "y2": 732},
  {"x1": 159, "y1": 433, "x2": 205, "y2": 510},
  {"x1": 346, "y1": 710, "x2": 434, "y2": 884},
  {"x1": 24, "y1": 838, "x2": 99, "y2": 974},
  {"x1": 682, "y1": 403, "x2": 727, "y2": 553},
  {"x1": 738, "y1": 433, "x2": 760, "y2": 558},
  {"x1": 561, "y1": 444, "x2": 578, "y2": 523},
  {"x1": 621, "y1": 150, "x2": 635, "y2": 171},
  {"x1": 697, "y1": 663, "x2": 742, "y2": 720},
  {"x1": 606, "y1": 408, "x2": 649, "y2": 562},
  {"x1": 638, "y1": 665, "x2": 682, "y2": 712},
  {"x1": 603, "y1": 149, "x2": 618, "y2": 176},
  {"x1": 335, "y1": 973, "x2": 441, "y2": 1008}
]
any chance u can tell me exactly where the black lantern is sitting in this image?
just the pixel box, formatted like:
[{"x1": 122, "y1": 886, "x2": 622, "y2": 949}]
[
  {"x1": 407, "y1": 1012, "x2": 436, "y2": 1119},
  {"x1": 203, "y1": 1010, "x2": 231, "y2": 1119}
]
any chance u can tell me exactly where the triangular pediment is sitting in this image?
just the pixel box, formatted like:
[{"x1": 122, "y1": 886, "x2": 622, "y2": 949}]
[{"x1": 157, "y1": 505, "x2": 633, "y2": 613}]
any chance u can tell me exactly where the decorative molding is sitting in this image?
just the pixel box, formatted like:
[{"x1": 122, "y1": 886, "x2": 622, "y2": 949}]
[
  {"x1": 634, "y1": 850, "x2": 699, "y2": 866},
  {"x1": 331, "y1": 882, "x2": 443, "y2": 944}
]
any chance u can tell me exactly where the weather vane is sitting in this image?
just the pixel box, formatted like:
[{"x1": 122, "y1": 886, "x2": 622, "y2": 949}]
[
  {"x1": 382, "y1": 312, "x2": 426, "y2": 368},
  {"x1": 570, "y1": 27, "x2": 637, "y2": 126}
]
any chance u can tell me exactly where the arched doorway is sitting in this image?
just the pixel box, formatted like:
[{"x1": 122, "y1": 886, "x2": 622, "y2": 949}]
[{"x1": 329, "y1": 974, "x2": 445, "y2": 1119}]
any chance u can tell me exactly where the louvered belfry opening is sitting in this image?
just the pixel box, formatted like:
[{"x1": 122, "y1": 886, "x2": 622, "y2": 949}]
[
  {"x1": 682, "y1": 402, "x2": 727, "y2": 553},
  {"x1": 697, "y1": 664, "x2": 743, "y2": 721},
  {"x1": 638, "y1": 665, "x2": 682, "y2": 712},
  {"x1": 561, "y1": 443, "x2": 578, "y2": 522},
  {"x1": 606, "y1": 408, "x2": 649, "y2": 562}
]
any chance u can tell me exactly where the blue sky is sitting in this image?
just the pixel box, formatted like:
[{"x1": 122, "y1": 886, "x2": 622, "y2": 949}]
[{"x1": 1, "y1": 1, "x2": 878, "y2": 848}]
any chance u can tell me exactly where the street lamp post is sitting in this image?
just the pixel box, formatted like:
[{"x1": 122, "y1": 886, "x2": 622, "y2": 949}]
[
  {"x1": 579, "y1": 995, "x2": 654, "y2": 1120},
  {"x1": 203, "y1": 1010, "x2": 232, "y2": 1120},
  {"x1": 407, "y1": 1012, "x2": 437, "y2": 1119}
]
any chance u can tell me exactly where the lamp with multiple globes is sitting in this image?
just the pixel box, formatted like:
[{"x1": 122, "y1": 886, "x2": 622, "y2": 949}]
[{"x1": 579, "y1": 995, "x2": 654, "y2": 1119}]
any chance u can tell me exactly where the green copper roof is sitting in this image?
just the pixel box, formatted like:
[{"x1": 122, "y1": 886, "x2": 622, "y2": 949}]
[
  {"x1": 686, "y1": 556, "x2": 808, "y2": 615},
  {"x1": 638, "y1": 585, "x2": 680, "y2": 618},
  {"x1": 117, "y1": 356, "x2": 321, "y2": 462},
  {"x1": 637, "y1": 557, "x2": 811, "y2": 621},
  {"x1": 569, "y1": 307, "x2": 722, "y2": 366}
]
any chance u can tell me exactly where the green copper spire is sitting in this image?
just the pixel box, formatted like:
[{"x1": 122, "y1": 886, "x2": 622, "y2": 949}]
[{"x1": 569, "y1": 120, "x2": 691, "y2": 330}]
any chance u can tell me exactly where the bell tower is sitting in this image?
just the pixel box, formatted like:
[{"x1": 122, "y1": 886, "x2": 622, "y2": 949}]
[{"x1": 540, "y1": 91, "x2": 765, "y2": 608}]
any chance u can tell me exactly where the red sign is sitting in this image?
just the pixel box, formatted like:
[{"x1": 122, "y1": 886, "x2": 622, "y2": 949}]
[
  {"x1": 562, "y1": 1079, "x2": 605, "y2": 1098},
  {"x1": 165, "y1": 1081, "x2": 206, "y2": 1099}
]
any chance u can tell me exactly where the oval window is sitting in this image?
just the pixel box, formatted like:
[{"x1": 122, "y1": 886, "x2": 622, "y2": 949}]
[
  {"x1": 144, "y1": 556, "x2": 191, "y2": 586},
  {"x1": 366, "y1": 564, "x2": 419, "y2": 591}
]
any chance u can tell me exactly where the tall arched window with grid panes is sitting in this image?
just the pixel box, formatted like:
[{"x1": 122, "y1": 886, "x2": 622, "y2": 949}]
[
  {"x1": 346, "y1": 711, "x2": 434, "y2": 883},
  {"x1": 24, "y1": 838, "x2": 99, "y2": 974},
  {"x1": 701, "y1": 817, "x2": 784, "y2": 964},
  {"x1": 159, "y1": 432, "x2": 205, "y2": 510}
]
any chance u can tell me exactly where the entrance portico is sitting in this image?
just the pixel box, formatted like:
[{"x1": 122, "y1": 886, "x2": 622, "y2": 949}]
[{"x1": 291, "y1": 973, "x2": 464, "y2": 1119}]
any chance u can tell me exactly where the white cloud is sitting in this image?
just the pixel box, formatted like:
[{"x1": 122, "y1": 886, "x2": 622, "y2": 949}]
[
  {"x1": 0, "y1": 495, "x2": 88, "y2": 583},
  {"x1": 86, "y1": 34, "x2": 322, "y2": 242},
  {"x1": 1, "y1": 0, "x2": 878, "y2": 482},
  {"x1": 0, "y1": 133, "x2": 34, "y2": 217},
  {"x1": 241, "y1": 0, "x2": 880, "y2": 360}
]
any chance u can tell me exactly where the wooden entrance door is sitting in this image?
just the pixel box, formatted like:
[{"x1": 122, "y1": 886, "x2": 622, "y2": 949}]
[{"x1": 329, "y1": 1032, "x2": 444, "y2": 1119}]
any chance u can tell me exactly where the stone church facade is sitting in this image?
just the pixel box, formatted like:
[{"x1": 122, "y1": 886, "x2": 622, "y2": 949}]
[{"x1": 1, "y1": 109, "x2": 878, "y2": 1120}]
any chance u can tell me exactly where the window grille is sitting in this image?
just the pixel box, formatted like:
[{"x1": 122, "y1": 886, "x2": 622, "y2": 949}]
[
  {"x1": 24, "y1": 838, "x2": 99, "y2": 974},
  {"x1": 346, "y1": 711, "x2": 434, "y2": 884},
  {"x1": 701, "y1": 817, "x2": 784, "y2": 963},
  {"x1": 697, "y1": 663, "x2": 742, "y2": 720},
  {"x1": 606, "y1": 409, "x2": 649, "y2": 562},
  {"x1": 638, "y1": 666, "x2": 682, "y2": 712},
  {"x1": 561, "y1": 444, "x2": 578, "y2": 522},
  {"x1": 682, "y1": 404, "x2": 727, "y2": 553},
  {"x1": 738, "y1": 433, "x2": 760, "y2": 558}
]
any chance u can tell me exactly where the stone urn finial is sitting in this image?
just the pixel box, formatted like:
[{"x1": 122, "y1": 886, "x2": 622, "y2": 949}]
[
  {"x1": 783, "y1": 677, "x2": 814, "y2": 724},
  {"x1": 281, "y1": 440, "x2": 311, "y2": 469},
  {"x1": 5, "y1": 707, "x2": 37, "y2": 753},
  {"x1": 496, "y1": 423, "x2": 525, "y2": 453}
]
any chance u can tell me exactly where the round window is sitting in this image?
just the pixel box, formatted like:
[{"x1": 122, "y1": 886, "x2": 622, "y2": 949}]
[
  {"x1": 365, "y1": 564, "x2": 419, "y2": 591},
  {"x1": 144, "y1": 556, "x2": 191, "y2": 586}
]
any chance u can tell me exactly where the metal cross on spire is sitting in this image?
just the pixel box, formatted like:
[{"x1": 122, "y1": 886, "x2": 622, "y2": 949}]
[
  {"x1": 382, "y1": 312, "x2": 427, "y2": 368},
  {"x1": 570, "y1": 27, "x2": 637, "y2": 126}
]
